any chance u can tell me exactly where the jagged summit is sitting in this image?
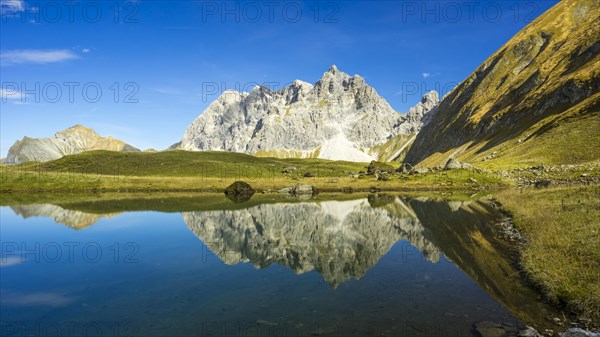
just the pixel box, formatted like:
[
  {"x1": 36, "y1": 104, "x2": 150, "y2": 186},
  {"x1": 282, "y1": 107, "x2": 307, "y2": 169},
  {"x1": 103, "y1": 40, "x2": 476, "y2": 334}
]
[
  {"x1": 421, "y1": 91, "x2": 438, "y2": 104},
  {"x1": 178, "y1": 66, "x2": 439, "y2": 161}
]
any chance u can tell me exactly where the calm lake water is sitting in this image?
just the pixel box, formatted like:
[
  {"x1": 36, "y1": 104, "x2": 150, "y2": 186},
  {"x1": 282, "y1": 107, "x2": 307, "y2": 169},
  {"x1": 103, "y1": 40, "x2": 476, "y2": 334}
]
[{"x1": 0, "y1": 194, "x2": 559, "y2": 337}]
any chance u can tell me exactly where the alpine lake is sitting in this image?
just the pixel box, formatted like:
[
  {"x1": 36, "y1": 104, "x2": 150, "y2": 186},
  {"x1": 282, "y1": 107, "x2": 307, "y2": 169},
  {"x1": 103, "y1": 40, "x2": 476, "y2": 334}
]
[{"x1": 0, "y1": 192, "x2": 562, "y2": 337}]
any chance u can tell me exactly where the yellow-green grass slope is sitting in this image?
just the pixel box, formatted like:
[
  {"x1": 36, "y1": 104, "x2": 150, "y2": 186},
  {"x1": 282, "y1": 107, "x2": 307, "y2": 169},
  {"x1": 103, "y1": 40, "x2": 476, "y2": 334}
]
[
  {"x1": 404, "y1": 0, "x2": 600, "y2": 169},
  {"x1": 497, "y1": 186, "x2": 600, "y2": 320}
]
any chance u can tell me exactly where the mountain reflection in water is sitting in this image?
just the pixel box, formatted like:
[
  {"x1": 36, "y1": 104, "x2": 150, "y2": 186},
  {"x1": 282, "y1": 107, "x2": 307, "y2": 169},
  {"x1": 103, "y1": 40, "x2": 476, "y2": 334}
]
[
  {"x1": 4, "y1": 194, "x2": 560, "y2": 334},
  {"x1": 183, "y1": 198, "x2": 440, "y2": 288}
]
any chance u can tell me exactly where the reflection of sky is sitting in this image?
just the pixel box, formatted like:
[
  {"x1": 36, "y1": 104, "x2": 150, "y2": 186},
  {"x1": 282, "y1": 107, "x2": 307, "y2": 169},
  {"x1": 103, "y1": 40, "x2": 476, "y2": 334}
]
[{"x1": 1, "y1": 291, "x2": 74, "y2": 307}]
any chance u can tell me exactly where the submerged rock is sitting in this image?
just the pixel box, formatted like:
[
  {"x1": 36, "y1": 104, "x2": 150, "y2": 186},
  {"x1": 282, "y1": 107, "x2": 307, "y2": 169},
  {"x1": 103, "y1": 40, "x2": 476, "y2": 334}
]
[
  {"x1": 557, "y1": 329, "x2": 600, "y2": 337},
  {"x1": 518, "y1": 327, "x2": 540, "y2": 336},
  {"x1": 473, "y1": 321, "x2": 507, "y2": 337}
]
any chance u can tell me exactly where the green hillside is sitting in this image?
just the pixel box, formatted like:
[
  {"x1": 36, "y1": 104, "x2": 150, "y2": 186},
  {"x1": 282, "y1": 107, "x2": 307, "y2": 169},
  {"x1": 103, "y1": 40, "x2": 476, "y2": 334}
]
[
  {"x1": 404, "y1": 0, "x2": 600, "y2": 169},
  {"x1": 0, "y1": 150, "x2": 507, "y2": 192},
  {"x1": 21, "y1": 150, "x2": 365, "y2": 177}
]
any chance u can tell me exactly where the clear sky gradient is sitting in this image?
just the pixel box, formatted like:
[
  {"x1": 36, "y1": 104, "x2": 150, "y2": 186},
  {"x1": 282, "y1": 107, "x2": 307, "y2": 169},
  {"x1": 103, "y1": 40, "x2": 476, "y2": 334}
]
[{"x1": 0, "y1": 0, "x2": 558, "y2": 156}]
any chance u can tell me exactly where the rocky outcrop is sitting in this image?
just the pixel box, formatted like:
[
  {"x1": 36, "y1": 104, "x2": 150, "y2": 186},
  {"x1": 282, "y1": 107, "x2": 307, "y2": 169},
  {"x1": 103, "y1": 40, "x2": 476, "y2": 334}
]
[
  {"x1": 6, "y1": 125, "x2": 140, "y2": 164},
  {"x1": 444, "y1": 158, "x2": 473, "y2": 170},
  {"x1": 178, "y1": 66, "x2": 439, "y2": 162}
]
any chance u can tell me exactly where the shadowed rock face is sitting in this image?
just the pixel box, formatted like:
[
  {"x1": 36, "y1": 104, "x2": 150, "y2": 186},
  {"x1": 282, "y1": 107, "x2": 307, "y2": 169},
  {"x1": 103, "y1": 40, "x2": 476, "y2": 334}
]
[
  {"x1": 6, "y1": 124, "x2": 140, "y2": 164},
  {"x1": 178, "y1": 66, "x2": 439, "y2": 162},
  {"x1": 183, "y1": 198, "x2": 439, "y2": 287}
]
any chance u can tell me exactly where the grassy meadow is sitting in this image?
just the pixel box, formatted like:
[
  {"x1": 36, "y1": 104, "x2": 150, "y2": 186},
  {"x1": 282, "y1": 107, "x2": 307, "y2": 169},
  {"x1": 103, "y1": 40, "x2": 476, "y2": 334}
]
[
  {"x1": 496, "y1": 186, "x2": 600, "y2": 320},
  {"x1": 0, "y1": 150, "x2": 508, "y2": 192}
]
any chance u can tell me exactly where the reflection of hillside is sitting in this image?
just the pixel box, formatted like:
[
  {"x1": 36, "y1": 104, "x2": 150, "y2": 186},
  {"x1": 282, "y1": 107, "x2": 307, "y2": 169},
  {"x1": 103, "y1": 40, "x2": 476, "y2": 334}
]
[
  {"x1": 10, "y1": 204, "x2": 118, "y2": 230},
  {"x1": 408, "y1": 198, "x2": 559, "y2": 330},
  {"x1": 183, "y1": 198, "x2": 439, "y2": 287}
]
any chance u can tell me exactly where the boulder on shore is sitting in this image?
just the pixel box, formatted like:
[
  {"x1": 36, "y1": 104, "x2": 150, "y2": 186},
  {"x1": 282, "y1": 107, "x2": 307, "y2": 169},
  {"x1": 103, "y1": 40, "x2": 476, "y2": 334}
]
[
  {"x1": 367, "y1": 161, "x2": 396, "y2": 175},
  {"x1": 224, "y1": 181, "x2": 256, "y2": 203},
  {"x1": 444, "y1": 158, "x2": 473, "y2": 170}
]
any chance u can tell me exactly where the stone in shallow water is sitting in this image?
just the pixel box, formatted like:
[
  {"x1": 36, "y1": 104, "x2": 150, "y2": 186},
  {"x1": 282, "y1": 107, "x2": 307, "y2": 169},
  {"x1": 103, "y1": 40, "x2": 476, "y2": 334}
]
[
  {"x1": 293, "y1": 184, "x2": 318, "y2": 195},
  {"x1": 224, "y1": 181, "x2": 255, "y2": 203},
  {"x1": 473, "y1": 321, "x2": 507, "y2": 337},
  {"x1": 278, "y1": 184, "x2": 318, "y2": 196},
  {"x1": 518, "y1": 326, "x2": 540, "y2": 336}
]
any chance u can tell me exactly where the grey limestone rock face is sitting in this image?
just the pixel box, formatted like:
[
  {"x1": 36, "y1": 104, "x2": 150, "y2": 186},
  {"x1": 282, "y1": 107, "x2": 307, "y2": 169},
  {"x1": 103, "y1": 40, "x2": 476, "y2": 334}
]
[{"x1": 179, "y1": 66, "x2": 439, "y2": 162}]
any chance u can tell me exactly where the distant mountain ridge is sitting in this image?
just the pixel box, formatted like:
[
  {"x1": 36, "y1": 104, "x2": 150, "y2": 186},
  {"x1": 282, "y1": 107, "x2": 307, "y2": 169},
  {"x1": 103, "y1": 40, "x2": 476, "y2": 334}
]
[
  {"x1": 5, "y1": 125, "x2": 140, "y2": 164},
  {"x1": 177, "y1": 66, "x2": 439, "y2": 162}
]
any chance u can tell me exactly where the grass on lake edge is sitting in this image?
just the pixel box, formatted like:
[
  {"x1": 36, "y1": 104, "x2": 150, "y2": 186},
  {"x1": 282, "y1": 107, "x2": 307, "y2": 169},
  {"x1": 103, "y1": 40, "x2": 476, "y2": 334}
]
[{"x1": 496, "y1": 186, "x2": 600, "y2": 321}]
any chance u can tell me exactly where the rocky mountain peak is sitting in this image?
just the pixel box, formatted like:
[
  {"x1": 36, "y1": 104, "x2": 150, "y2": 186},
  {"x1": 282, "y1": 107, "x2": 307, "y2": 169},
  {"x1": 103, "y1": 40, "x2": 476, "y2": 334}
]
[
  {"x1": 405, "y1": 91, "x2": 441, "y2": 125},
  {"x1": 292, "y1": 79, "x2": 313, "y2": 87},
  {"x1": 55, "y1": 124, "x2": 99, "y2": 139},
  {"x1": 179, "y1": 66, "x2": 440, "y2": 161},
  {"x1": 421, "y1": 91, "x2": 439, "y2": 105}
]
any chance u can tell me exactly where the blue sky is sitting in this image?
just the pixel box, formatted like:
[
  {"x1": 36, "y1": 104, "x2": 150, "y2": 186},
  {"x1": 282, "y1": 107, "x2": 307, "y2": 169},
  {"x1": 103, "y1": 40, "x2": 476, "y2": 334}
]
[{"x1": 0, "y1": 0, "x2": 558, "y2": 156}]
